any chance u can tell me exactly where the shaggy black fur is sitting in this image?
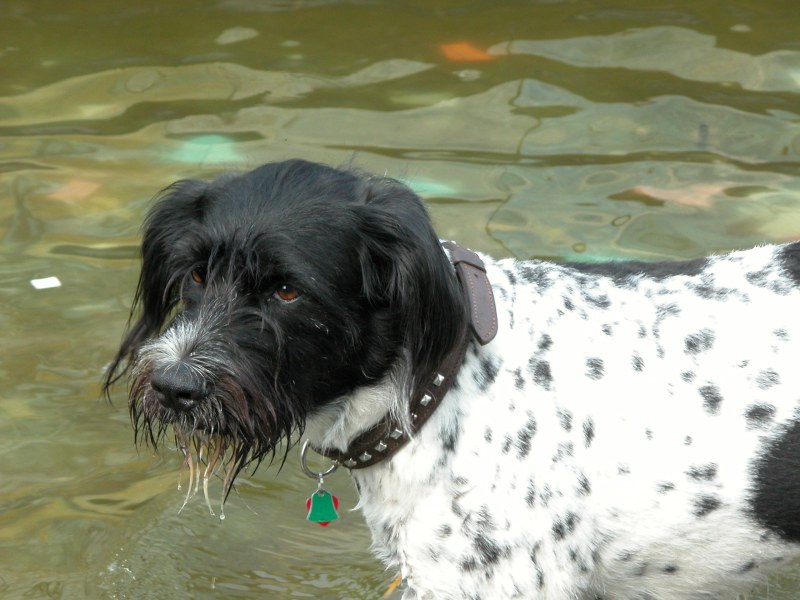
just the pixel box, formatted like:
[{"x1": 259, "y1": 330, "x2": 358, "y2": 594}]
[{"x1": 104, "y1": 159, "x2": 468, "y2": 492}]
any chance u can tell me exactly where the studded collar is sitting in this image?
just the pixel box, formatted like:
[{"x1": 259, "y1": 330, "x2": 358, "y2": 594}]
[{"x1": 310, "y1": 241, "x2": 497, "y2": 470}]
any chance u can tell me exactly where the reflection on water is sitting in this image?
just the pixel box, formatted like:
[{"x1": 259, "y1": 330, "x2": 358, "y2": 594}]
[
  {"x1": 1, "y1": 0, "x2": 798, "y2": 597},
  {"x1": 491, "y1": 26, "x2": 800, "y2": 92}
]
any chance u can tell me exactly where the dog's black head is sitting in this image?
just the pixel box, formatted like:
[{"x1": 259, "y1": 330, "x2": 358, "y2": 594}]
[{"x1": 104, "y1": 159, "x2": 467, "y2": 498}]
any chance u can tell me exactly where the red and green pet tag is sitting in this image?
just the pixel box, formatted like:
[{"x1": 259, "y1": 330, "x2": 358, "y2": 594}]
[
  {"x1": 306, "y1": 488, "x2": 339, "y2": 526},
  {"x1": 300, "y1": 440, "x2": 341, "y2": 526}
]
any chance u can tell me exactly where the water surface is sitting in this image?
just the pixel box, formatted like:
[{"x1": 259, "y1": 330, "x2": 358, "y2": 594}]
[{"x1": 1, "y1": 1, "x2": 799, "y2": 597}]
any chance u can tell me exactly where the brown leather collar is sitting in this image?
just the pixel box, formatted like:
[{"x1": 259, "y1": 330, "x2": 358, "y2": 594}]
[{"x1": 312, "y1": 242, "x2": 497, "y2": 469}]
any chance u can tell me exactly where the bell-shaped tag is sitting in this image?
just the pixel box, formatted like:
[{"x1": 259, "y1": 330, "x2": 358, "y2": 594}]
[{"x1": 305, "y1": 489, "x2": 340, "y2": 526}]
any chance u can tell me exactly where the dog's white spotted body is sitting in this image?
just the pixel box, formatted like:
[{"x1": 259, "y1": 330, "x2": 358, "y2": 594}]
[{"x1": 308, "y1": 244, "x2": 800, "y2": 600}]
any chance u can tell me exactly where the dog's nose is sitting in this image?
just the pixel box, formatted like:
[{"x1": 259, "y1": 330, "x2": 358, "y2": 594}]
[{"x1": 150, "y1": 362, "x2": 205, "y2": 412}]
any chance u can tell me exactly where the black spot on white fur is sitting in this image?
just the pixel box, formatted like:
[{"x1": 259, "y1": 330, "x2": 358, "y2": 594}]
[
  {"x1": 512, "y1": 368, "x2": 525, "y2": 390},
  {"x1": 777, "y1": 242, "x2": 800, "y2": 285},
  {"x1": 442, "y1": 424, "x2": 459, "y2": 453},
  {"x1": 530, "y1": 359, "x2": 553, "y2": 390},
  {"x1": 583, "y1": 418, "x2": 595, "y2": 448},
  {"x1": 577, "y1": 473, "x2": 592, "y2": 496},
  {"x1": 525, "y1": 478, "x2": 537, "y2": 507},
  {"x1": 586, "y1": 358, "x2": 604, "y2": 380},
  {"x1": 755, "y1": 369, "x2": 780, "y2": 390},
  {"x1": 751, "y1": 419, "x2": 800, "y2": 542},
  {"x1": 552, "y1": 512, "x2": 579, "y2": 540},
  {"x1": 693, "y1": 494, "x2": 722, "y2": 517},
  {"x1": 582, "y1": 291, "x2": 611, "y2": 309},
  {"x1": 686, "y1": 463, "x2": 717, "y2": 481},
  {"x1": 745, "y1": 403, "x2": 776, "y2": 430},
  {"x1": 558, "y1": 408, "x2": 572, "y2": 431},
  {"x1": 538, "y1": 334, "x2": 553, "y2": 351},
  {"x1": 518, "y1": 264, "x2": 552, "y2": 289},
  {"x1": 687, "y1": 274, "x2": 737, "y2": 301},
  {"x1": 685, "y1": 329, "x2": 715, "y2": 354},
  {"x1": 699, "y1": 384, "x2": 723, "y2": 415},
  {"x1": 516, "y1": 414, "x2": 537, "y2": 459},
  {"x1": 773, "y1": 328, "x2": 789, "y2": 340},
  {"x1": 477, "y1": 357, "x2": 500, "y2": 391}
]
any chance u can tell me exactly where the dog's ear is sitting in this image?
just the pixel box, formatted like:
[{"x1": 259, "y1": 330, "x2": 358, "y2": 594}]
[
  {"x1": 355, "y1": 177, "x2": 468, "y2": 393},
  {"x1": 103, "y1": 179, "x2": 208, "y2": 397}
]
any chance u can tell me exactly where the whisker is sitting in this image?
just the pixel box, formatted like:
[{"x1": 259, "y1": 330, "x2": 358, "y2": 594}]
[
  {"x1": 194, "y1": 441, "x2": 204, "y2": 495},
  {"x1": 203, "y1": 437, "x2": 224, "y2": 516},
  {"x1": 179, "y1": 448, "x2": 195, "y2": 514}
]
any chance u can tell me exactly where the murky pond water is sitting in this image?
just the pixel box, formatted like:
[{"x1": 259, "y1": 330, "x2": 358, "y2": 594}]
[{"x1": 1, "y1": 0, "x2": 799, "y2": 598}]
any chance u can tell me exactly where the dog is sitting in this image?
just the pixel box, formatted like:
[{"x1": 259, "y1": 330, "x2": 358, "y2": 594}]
[{"x1": 106, "y1": 159, "x2": 800, "y2": 599}]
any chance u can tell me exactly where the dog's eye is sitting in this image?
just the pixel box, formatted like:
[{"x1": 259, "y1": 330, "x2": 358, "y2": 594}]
[
  {"x1": 190, "y1": 269, "x2": 205, "y2": 285},
  {"x1": 274, "y1": 284, "x2": 300, "y2": 303}
]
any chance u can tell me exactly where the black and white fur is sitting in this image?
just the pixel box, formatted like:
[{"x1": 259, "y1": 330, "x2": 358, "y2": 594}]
[{"x1": 107, "y1": 159, "x2": 800, "y2": 599}]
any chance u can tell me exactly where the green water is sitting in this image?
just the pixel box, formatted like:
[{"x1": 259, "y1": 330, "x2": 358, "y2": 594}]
[{"x1": 1, "y1": 1, "x2": 799, "y2": 598}]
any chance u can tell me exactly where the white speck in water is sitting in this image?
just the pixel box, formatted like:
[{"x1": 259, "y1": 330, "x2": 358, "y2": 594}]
[
  {"x1": 31, "y1": 276, "x2": 61, "y2": 289},
  {"x1": 215, "y1": 27, "x2": 259, "y2": 45},
  {"x1": 454, "y1": 69, "x2": 481, "y2": 82}
]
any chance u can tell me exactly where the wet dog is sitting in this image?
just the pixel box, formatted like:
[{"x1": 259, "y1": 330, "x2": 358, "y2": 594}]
[{"x1": 107, "y1": 159, "x2": 800, "y2": 599}]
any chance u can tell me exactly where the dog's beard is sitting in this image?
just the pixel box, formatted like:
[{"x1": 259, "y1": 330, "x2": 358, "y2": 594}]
[
  {"x1": 130, "y1": 368, "x2": 250, "y2": 517},
  {"x1": 127, "y1": 315, "x2": 299, "y2": 517}
]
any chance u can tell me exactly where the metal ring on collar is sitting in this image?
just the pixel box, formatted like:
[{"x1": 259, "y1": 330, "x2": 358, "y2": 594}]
[{"x1": 300, "y1": 440, "x2": 339, "y2": 480}]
